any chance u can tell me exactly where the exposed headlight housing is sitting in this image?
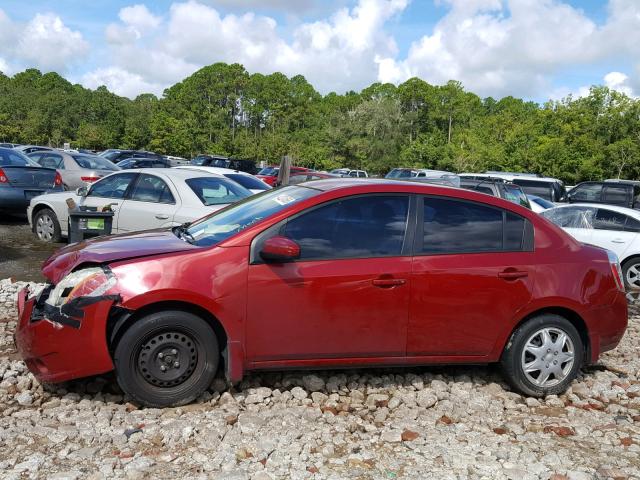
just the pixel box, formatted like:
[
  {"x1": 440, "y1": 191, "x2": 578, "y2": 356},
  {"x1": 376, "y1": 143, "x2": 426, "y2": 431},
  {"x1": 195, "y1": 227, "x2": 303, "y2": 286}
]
[{"x1": 46, "y1": 267, "x2": 117, "y2": 308}]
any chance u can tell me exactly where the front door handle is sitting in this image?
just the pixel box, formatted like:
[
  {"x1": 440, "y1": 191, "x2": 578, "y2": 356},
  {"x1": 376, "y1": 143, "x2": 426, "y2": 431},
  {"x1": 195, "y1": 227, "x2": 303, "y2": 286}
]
[
  {"x1": 498, "y1": 269, "x2": 528, "y2": 280},
  {"x1": 372, "y1": 278, "x2": 406, "y2": 288},
  {"x1": 155, "y1": 214, "x2": 169, "y2": 220},
  {"x1": 611, "y1": 239, "x2": 626, "y2": 243}
]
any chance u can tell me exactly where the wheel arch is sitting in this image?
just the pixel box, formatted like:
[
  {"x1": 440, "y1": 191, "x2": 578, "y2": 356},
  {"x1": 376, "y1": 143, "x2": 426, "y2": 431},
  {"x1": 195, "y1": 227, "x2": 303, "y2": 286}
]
[
  {"x1": 107, "y1": 300, "x2": 230, "y2": 377},
  {"x1": 504, "y1": 306, "x2": 590, "y2": 362}
]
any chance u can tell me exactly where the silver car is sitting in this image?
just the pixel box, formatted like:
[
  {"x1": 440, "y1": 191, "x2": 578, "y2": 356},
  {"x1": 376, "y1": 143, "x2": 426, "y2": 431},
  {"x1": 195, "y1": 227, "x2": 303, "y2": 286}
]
[{"x1": 28, "y1": 150, "x2": 120, "y2": 190}]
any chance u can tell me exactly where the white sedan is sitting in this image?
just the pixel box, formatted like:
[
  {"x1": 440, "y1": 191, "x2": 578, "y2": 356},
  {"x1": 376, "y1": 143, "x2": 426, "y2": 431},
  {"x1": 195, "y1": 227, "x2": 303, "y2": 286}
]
[
  {"x1": 174, "y1": 166, "x2": 271, "y2": 194},
  {"x1": 28, "y1": 168, "x2": 252, "y2": 242},
  {"x1": 541, "y1": 203, "x2": 640, "y2": 288}
]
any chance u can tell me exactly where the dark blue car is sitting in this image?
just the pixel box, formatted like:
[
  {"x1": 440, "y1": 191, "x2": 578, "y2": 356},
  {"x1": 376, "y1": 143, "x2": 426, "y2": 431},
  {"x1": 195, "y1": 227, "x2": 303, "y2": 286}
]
[{"x1": 0, "y1": 147, "x2": 63, "y2": 214}]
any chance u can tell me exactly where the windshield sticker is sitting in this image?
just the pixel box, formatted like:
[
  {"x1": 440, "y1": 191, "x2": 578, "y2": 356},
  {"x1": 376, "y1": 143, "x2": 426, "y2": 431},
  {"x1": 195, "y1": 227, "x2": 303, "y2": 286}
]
[{"x1": 273, "y1": 194, "x2": 296, "y2": 205}]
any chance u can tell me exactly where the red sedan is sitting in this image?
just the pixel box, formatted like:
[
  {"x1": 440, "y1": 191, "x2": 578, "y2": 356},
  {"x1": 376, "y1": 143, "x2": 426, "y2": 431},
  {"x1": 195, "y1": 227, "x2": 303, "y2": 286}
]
[
  {"x1": 15, "y1": 179, "x2": 628, "y2": 407},
  {"x1": 256, "y1": 166, "x2": 312, "y2": 186}
]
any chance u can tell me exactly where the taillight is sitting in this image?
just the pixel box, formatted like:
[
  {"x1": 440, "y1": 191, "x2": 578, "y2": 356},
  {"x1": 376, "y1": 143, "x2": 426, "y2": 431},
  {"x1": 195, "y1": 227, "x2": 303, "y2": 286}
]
[
  {"x1": 53, "y1": 171, "x2": 63, "y2": 187},
  {"x1": 607, "y1": 250, "x2": 625, "y2": 292},
  {"x1": 0, "y1": 168, "x2": 7, "y2": 184},
  {"x1": 81, "y1": 176, "x2": 100, "y2": 183}
]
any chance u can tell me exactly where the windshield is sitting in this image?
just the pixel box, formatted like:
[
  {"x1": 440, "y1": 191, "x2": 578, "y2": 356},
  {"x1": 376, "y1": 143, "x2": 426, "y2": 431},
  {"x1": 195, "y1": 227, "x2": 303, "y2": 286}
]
[
  {"x1": 0, "y1": 148, "x2": 41, "y2": 167},
  {"x1": 529, "y1": 196, "x2": 555, "y2": 209},
  {"x1": 185, "y1": 177, "x2": 252, "y2": 205},
  {"x1": 186, "y1": 185, "x2": 320, "y2": 246},
  {"x1": 72, "y1": 154, "x2": 119, "y2": 171},
  {"x1": 386, "y1": 168, "x2": 415, "y2": 178},
  {"x1": 101, "y1": 151, "x2": 124, "y2": 160},
  {"x1": 503, "y1": 184, "x2": 531, "y2": 208},
  {"x1": 258, "y1": 167, "x2": 278, "y2": 176},
  {"x1": 224, "y1": 173, "x2": 270, "y2": 191}
]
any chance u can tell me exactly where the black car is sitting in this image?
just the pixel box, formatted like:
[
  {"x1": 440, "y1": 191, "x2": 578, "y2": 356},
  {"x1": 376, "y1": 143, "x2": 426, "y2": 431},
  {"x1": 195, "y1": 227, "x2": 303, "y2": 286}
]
[
  {"x1": 565, "y1": 181, "x2": 640, "y2": 209},
  {"x1": 459, "y1": 178, "x2": 532, "y2": 209},
  {"x1": 191, "y1": 154, "x2": 258, "y2": 175},
  {"x1": 0, "y1": 147, "x2": 63, "y2": 214},
  {"x1": 117, "y1": 158, "x2": 171, "y2": 169},
  {"x1": 100, "y1": 149, "x2": 163, "y2": 164}
]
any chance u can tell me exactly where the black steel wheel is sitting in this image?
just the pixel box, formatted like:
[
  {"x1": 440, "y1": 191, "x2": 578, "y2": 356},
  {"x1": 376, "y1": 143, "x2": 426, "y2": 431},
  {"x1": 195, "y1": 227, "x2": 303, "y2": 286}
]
[{"x1": 114, "y1": 310, "x2": 219, "y2": 407}]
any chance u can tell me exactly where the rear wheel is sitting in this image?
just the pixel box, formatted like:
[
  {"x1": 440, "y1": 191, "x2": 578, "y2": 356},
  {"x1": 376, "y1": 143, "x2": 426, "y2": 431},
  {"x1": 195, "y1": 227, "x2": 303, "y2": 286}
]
[
  {"x1": 622, "y1": 257, "x2": 640, "y2": 290},
  {"x1": 500, "y1": 314, "x2": 583, "y2": 397},
  {"x1": 33, "y1": 208, "x2": 62, "y2": 243},
  {"x1": 114, "y1": 310, "x2": 219, "y2": 407}
]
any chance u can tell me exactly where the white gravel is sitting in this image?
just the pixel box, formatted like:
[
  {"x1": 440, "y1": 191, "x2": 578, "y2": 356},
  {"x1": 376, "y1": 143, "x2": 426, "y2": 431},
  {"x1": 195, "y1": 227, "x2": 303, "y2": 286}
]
[{"x1": 0, "y1": 278, "x2": 639, "y2": 479}]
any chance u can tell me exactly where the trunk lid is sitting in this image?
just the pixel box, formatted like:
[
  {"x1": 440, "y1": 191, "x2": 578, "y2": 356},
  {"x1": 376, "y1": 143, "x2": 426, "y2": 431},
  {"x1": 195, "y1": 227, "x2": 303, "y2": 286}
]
[{"x1": 2, "y1": 166, "x2": 58, "y2": 188}]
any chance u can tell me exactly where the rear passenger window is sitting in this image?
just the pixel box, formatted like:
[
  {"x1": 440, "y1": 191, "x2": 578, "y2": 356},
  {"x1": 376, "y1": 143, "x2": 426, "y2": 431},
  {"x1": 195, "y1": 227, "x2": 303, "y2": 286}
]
[
  {"x1": 422, "y1": 198, "x2": 503, "y2": 254},
  {"x1": 603, "y1": 186, "x2": 629, "y2": 205},
  {"x1": 421, "y1": 198, "x2": 530, "y2": 254},
  {"x1": 505, "y1": 213, "x2": 525, "y2": 250},
  {"x1": 626, "y1": 216, "x2": 640, "y2": 233},
  {"x1": 594, "y1": 209, "x2": 627, "y2": 231}
]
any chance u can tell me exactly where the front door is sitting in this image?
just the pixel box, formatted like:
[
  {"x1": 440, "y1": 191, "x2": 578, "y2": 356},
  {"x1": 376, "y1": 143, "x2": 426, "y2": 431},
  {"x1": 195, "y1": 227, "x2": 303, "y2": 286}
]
[
  {"x1": 409, "y1": 196, "x2": 536, "y2": 356},
  {"x1": 246, "y1": 194, "x2": 412, "y2": 361},
  {"x1": 80, "y1": 172, "x2": 139, "y2": 232},
  {"x1": 117, "y1": 173, "x2": 178, "y2": 232}
]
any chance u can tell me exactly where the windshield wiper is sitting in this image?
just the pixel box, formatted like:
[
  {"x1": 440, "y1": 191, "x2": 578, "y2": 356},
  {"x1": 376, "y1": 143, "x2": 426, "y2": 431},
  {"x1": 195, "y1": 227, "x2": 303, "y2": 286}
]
[{"x1": 174, "y1": 222, "x2": 195, "y2": 244}]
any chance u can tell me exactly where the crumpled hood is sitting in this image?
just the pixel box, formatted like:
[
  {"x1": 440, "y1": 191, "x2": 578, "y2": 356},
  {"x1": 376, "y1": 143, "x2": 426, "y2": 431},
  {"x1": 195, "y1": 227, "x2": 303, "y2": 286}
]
[{"x1": 42, "y1": 229, "x2": 198, "y2": 284}]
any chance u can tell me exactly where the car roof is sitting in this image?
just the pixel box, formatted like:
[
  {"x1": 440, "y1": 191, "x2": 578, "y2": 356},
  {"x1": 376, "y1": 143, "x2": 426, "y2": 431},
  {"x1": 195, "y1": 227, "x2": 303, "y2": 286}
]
[
  {"x1": 460, "y1": 172, "x2": 562, "y2": 183},
  {"x1": 175, "y1": 166, "x2": 251, "y2": 176},
  {"x1": 122, "y1": 168, "x2": 225, "y2": 179},
  {"x1": 546, "y1": 202, "x2": 640, "y2": 218}
]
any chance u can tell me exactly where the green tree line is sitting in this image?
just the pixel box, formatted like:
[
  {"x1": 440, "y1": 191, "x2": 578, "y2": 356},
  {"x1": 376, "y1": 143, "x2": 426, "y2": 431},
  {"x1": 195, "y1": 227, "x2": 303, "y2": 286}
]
[{"x1": 1, "y1": 63, "x2": 639, "y2": 183}]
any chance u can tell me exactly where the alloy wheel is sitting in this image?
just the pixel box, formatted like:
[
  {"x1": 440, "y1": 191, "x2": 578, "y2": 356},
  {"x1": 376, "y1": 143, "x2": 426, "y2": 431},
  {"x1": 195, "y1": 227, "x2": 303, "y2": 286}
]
[
  {"x1": 626, "y1": 263, "x2": 640, "y2": 289},
  {"x1": 36, "y1": 214, "x2": 55, "y2": 241},
  {"x1": 520, "y1": 327, "x2": 575, "y2": 387}
]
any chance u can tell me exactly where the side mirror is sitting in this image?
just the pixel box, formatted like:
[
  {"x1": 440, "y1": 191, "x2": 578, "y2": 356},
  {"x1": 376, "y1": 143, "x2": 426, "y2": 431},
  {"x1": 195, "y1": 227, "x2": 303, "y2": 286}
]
[
  {"x1": 260, "y1": 236, "x2": 300, "y2": 263},
  {"x1": 76, "y1": 186, "x2": 88, "y2": 197}
]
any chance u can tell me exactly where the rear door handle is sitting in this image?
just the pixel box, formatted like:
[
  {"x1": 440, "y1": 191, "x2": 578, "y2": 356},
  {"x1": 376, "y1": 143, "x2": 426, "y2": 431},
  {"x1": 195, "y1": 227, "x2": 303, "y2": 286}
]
[
  {"x1": 372, "y1": 278, "x2": 406, "y2": 287},
  {"x1": 498, "y1": 270, "x2": 528, "y2": 280},
  {"x1": 611, "y1": 239, "x2": 626, "y2": 243},
  {"x1": 155, "y1": 214, "x2": 169, "y2": 220}
]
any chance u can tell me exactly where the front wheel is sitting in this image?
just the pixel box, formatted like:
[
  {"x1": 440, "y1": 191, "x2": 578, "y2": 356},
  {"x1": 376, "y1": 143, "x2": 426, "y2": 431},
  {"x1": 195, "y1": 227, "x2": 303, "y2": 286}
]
[
  {"x1": 500, "y1": 314, "x2": 583, "y2": 397},
  {"x1": 114, "y1": 310, "x2": 219, "y2": 407},
  {"x1": 33, "y1": 208, "x2": 62, "y2": 243}
]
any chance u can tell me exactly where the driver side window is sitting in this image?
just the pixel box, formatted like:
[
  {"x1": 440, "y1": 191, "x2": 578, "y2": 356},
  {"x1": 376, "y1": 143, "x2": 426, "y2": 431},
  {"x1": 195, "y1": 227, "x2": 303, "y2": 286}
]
[{"x1": 89, "y1": 173, "x2": 137, "y2": 199}]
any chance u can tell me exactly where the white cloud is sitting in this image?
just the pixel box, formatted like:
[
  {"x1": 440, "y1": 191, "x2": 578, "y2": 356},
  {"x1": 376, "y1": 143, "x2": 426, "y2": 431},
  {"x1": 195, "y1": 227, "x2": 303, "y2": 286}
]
[
  {"x1": 82, "y1": 67, "x2": 166, "y2": 98},
  {"x1": 119, "y1": 4, "x2": 161, "y2": 30},
  {"x1": 201, "y1": 0, "x2": 317, "y2": 13},
  {"x1": 604, "y1": 71, "x2": 635, "y2": 97},
  {"x1": 0, "y1": 9, "x2": 88, "y2": 72},
  {"x1": 378, "y1": 0, "x2": 612, "y2": 98},
  {"x1": 85, "y1": 0, "x2": 408, "y2": 97}
]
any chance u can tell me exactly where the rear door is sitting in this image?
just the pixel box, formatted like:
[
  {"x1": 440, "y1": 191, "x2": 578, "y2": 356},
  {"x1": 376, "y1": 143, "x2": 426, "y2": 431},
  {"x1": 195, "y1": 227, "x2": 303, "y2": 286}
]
[
  {"x1": 408, "y1": 196, "x2": 536, "y2": 356},
  {"x1": 602, "y1": 184, "x2": 631, "y2": 208},
  {"x1": 116, "y1": 173, "x2": 179, "y2": 232},
  {"x1": 590, "y1": 208, "x2": 636, "y2": 259}
]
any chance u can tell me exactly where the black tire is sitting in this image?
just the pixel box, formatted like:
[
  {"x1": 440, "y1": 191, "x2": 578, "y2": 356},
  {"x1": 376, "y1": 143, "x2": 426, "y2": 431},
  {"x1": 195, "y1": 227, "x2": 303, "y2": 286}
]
[
  {"x1": 33, "y1": 208, "x2": 62, "y2": 243},
  {"x1": 114, "y1": 310, "x2": 219, "y2": 407},
  {"x1": 500, "y1": 314, "x2": 583, "y2": 397},
  {"x1": 622, "y1": 257, "x2": 640, "y2": 290}
]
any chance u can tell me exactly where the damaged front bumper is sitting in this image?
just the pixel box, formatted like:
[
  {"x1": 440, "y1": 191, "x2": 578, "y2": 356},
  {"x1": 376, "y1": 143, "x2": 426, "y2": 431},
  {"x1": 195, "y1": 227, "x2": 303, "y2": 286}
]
[{"x1": 14, "y1": 285, "x2": 120, "y2": 383}]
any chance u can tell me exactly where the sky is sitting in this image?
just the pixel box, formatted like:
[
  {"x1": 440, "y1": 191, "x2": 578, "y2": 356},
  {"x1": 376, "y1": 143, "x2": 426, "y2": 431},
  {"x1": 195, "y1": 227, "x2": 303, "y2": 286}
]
[{"x1": 0, "y1": 0, "x2": 639, "y2": 102}]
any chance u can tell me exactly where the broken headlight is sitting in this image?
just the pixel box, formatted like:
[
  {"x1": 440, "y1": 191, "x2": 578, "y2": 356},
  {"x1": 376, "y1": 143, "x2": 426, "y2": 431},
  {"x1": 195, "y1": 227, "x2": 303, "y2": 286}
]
[{"x1": 46, "y1": 267, "x2": 117, "y2": 308}]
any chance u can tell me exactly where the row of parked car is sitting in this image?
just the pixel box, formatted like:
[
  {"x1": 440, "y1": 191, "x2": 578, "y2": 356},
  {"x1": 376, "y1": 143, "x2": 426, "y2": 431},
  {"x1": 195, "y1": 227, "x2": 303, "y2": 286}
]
[{"x1": 4, "y1": 143, "x2": 640, "y2": 292}]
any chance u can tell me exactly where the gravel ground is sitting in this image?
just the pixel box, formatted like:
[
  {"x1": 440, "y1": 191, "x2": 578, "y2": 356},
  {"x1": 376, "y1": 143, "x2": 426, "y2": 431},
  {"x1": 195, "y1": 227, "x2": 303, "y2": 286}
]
[{"x1": 0, "y1": 278, "x2": 639, "y2": 480}]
